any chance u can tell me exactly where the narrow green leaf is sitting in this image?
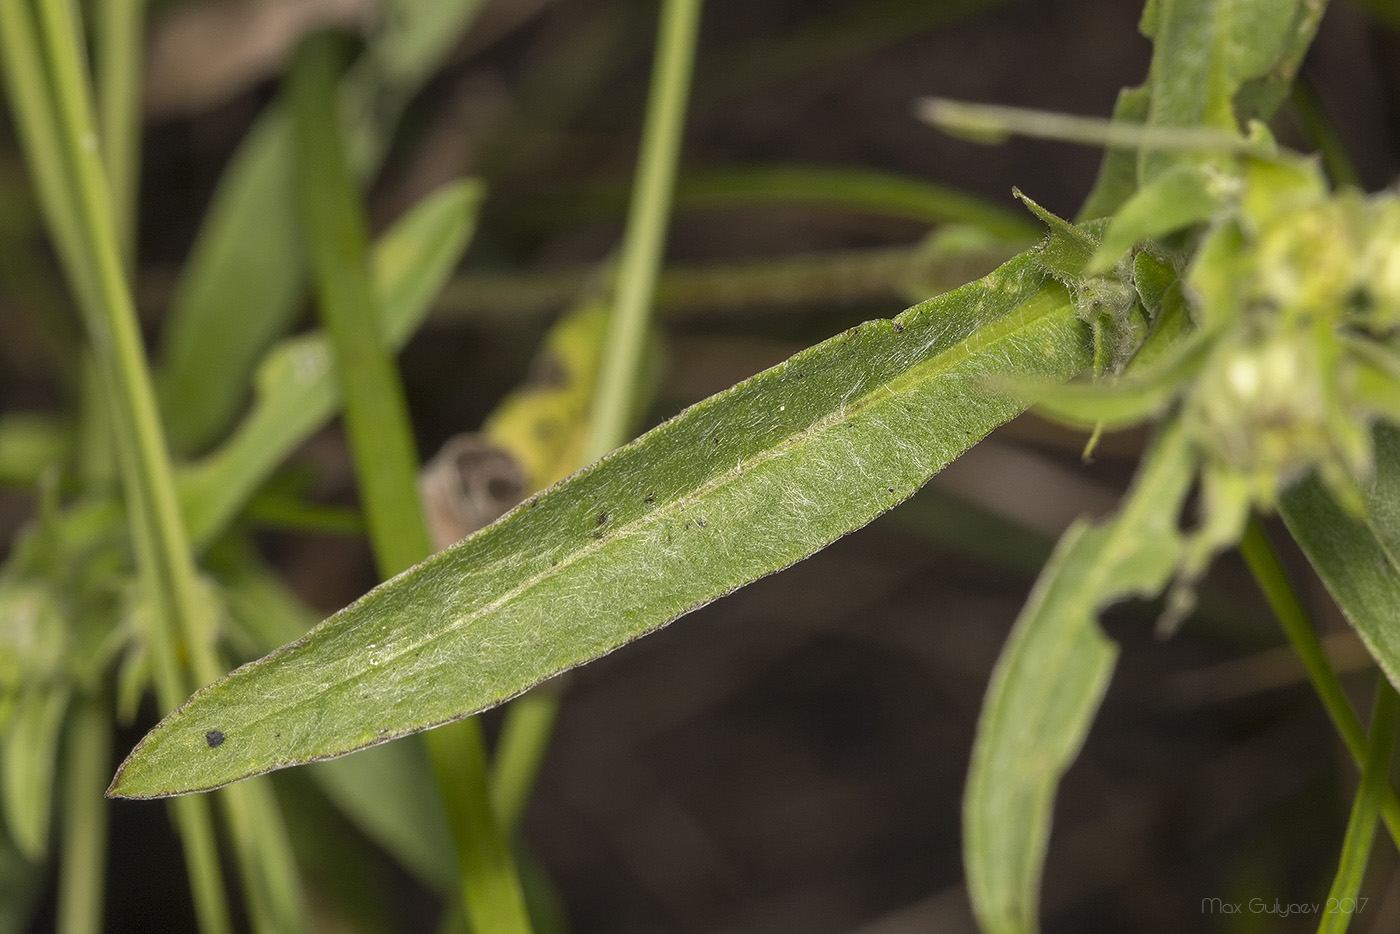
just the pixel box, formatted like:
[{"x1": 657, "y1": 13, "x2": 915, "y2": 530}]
[
  {"x1": 178, "y1": 179, "x2": 482, "y2": 550},
  {"x1": 156, "y1": 1, "x2": 487, "y2": 454},
  {"x1": 288, "y1": 33, "x2": 532, "y2": 934},
  {"x1": 1, "y1": 686, "x2": 69, "y2": 859},
  {"x1": 109, "y1": 248, "x2": 1091, "y2": 799},
  {"x1": 965, "y1": 418, "x2": 1196, "y2": 934},
  {"x1": 1280, "y1": 425, "x2": 1400, "y2": 691},
  {"x1": 155, "y1": 112, "x2": 305, "y2": 454}
]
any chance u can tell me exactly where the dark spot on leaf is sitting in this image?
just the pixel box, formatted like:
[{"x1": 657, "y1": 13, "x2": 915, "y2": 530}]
[
  {"x1": 205, "y1": 730, "x2": 225, "y2": 748},
  {"x1": 597, "y1": 511, "x2": 609, "y2": 526},
  {"x1": 712, "y1": 436, "x2": 721, "y2": 445},
  {"x1": 551, "y1": 560, "x2": 559, "y2": 567},
  {"x1": 892, "y1": 321, "x2": 905, "y2": 333},
  {"x1": 644, "y1": 492, "x2": 655, "y2": 504},
  {"x1": 887, "y1": 487, "x2": 895, "y2": 494},
  {"x1": 697, "y1": 518, "x2": 706, "y2": 528},
  {"x1": 684, "y1": 521, "x2": 692, "y2": 530}
]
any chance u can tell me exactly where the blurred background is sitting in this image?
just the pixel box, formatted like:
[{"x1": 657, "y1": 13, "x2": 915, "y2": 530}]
[{"x1": 4, "y1": 0, "x2": 1400, "y2": 931}]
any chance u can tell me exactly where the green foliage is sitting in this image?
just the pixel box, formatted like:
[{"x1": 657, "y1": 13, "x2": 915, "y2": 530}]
[{"x1": 6, "y1": 0, "x2": 1400, "y2": 932}]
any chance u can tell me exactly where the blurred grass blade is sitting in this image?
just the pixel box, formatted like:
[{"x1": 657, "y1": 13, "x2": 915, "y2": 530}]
[
  {"x1": 965, "y1": 418, "x2": 1195, "y2": 934},
  {"x1": 675, "y1": 165, "x2": 1037, "y2": 240},
  {"x1": 1, "y1": 687, "x2": 69, "y2": 859},
  {"x1": 178, "y1": 179, "x2": 482, "y2": 549},
  {"x1": 93, "y1": 0, "x2": 144, "y2": 267},
  {"x1": 1280, "y1": 425, "x2": 1400, "y2": 690},
  {"x1": 1317, "y1": 678, "x2": 1397, "y2": 934},
  {"x1": 156, "y1": 1, "x2": 487, "y2": 454},
  {"x1": 57, "y1": 697, "x2": 111, "y2": 934},
  {"x1": 286, "y1": 32, "x2": 532, "y2": 934},
  {"x1": 109, "y1": 246, "x2": 1091, "y2": 799}
]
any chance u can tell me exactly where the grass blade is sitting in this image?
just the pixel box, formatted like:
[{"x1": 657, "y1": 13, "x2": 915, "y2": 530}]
[
  {"x1": 56, "y1": 698, "x2": 110, "y2": 934},
  {"x1": 965, "y1": 418, "x2": 1196, "y2": 934},
  {"x1": 1240, "y1": 518, "x2": 1400, "y2": 849},
  {"x1": 109, "y1": 245, "x2": 1090, "y2": 799},
  {"x1": 284, "y1": 32, "x2": 532, "y2": 933},
  {"x1": 1317, "y1": 678, "x2": 1397, "y2": 934},
  {"x1": 1280, "y1": 425, "x2": 1400, "y2": 692}
]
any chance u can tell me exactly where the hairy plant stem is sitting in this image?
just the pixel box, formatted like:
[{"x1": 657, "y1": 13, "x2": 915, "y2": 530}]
[{"x1": 1240, "y1": 518, "x2": 1400, "y2": 848}]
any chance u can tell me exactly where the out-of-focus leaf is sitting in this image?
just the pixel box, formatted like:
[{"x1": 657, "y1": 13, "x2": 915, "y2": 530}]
[
  {"x1": 1078, "y1": 85, "x2": 1151, "y2": 221},
  {"x1": 109, "y1": 248, "x2": 1092, "y2": 799},
  {"x1": 156, "y1": 0, "x2": 488, "y2": 454},
  {"x1": 178, "y1": 179, "x2": 483, "y2": 550},
  {"x1": 0, "y1": 414, "x2": 71, "y2": 487},
  {"x1": 1280, "y1": 425, "x2": 1400, "y2": 691},
  {"x1": 1, "y1": 686, "x2": 69, "y2": 860},
  {"x1": 965, "y1": 418, "x2": 1195, "y2": 934},
  {"x1": 1140, "y1": 0, "x2": 1313, "y2": 181},
  {"x1": 0, "y1": 823, "x2": 40, "y2": 934},
  {"x1": 155, "y1": 113, "x2": 305, "y2": 454}
]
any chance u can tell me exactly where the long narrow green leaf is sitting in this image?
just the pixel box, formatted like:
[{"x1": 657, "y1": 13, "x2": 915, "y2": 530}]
[
  {"x1": 109, "y1": 247, "x2": 1090, "y2": 799},
  {"x1": 286, "y1": 32, "x2": 531, "y2": 934},
  {"x1": 965, "y1": 417, "x2": 1196, "y2": 934},
  {"x1": 1281, "y1": 425, "x2": 1400, "y2": 691}
]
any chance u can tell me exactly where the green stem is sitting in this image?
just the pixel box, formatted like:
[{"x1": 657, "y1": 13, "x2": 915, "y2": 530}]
[
  {"x1": 491, "y1": 0, "x2": 705, "y2": 841},
  {"x1": 585, "y1": 0, "x2": 704, "y2": 460},
  {"x1": 1240, "y1": 518, "x2": 1400, "y2": 849},
  {"x1": 0, "y1": 3, "x2": 233, "y2": 932},
  {"x1": 56, "y1": 698, "x2": 111, "y2": 934},
  {"x1": 1318, "y1": 677, "x2": 1398, "y2": 934},
  {"x1": 288, "y1": 32, "x2": 532, "y2": 934},
  {"x1": 94, "y1": 0, "x2": 144, "y2": 267},
  {"x1": 27, "y1": 1, "x2": 304, "y2": 929},
  {"x1": 432, "y1": 239, "x2": 1019, "y2": 322},
  {"x1": 1289, "y1": 77, "x2": 1363, "y2": 190},
  {"x1": 674, "y1": 165, "x2": 1037, "y2": 240}
]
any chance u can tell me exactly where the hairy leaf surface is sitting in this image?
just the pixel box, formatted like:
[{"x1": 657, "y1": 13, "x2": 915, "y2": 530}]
[{"x1": 110, "y1": 250, "x2": 1090, "y2": 798}]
